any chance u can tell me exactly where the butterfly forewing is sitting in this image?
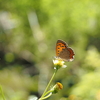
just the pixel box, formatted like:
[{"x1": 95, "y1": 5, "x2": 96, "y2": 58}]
[{"x1": 56, "y1": 40, "x2": 68, "y2": 56}]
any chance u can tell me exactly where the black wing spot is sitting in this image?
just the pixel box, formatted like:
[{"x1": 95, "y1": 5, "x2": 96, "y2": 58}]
[
  {"x1": 57, "y1": 44, "x2": 61, "y2": 46},
  {"x1": 61, "y1": 46, "x2": 65, "y2": 47},
  {"x1": 62, "y1": 48, "x2": 65, "y2": 50},
  {"x1": 57, "y1": 50, "x2": 60, "y2": 52}
]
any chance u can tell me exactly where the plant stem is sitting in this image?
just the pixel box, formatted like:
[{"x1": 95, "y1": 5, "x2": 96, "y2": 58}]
[
  {"x1": 0, "y1": 85, "x2": 6, "y2": 100},
  {"x1": 40, "y1": 93, "x2": 52, "y2": 100},
  {"x1": 42, "y1": 90, "x2": 53, "y2": 97},
  {"x1": 39, "y1": 69, "x2": 57, "y2": 100}
]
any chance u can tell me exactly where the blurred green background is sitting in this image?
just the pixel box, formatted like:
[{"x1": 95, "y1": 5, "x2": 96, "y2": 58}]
[{"x1": 0, "y1": 0, "x2": 100, "y2": 100}]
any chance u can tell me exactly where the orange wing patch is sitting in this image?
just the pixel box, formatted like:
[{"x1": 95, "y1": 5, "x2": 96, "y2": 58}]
[{"x1": 56, "y1": 42, "x2": 66, "y2": 56}]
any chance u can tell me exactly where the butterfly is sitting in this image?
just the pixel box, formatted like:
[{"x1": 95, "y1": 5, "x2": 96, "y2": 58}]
[{"x1": 56, "y1": 39, "x2": 75, "y2": 61}]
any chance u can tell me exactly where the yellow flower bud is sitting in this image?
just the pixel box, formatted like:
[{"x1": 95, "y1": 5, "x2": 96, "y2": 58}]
[{"x1": 51, "y1": 82, "x2": 63, "y2": 94}]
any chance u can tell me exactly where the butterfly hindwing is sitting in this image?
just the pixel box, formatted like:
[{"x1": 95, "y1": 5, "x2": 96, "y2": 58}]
[{"x1": 58, "y1": 48, "x2": 70, "y2": 61}]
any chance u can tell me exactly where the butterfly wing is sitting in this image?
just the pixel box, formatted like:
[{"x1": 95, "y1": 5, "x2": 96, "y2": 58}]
[
  {"x1": 59, "y1": 47, "x2": 75, "y2": 61},
  {"x1": 56, "y1": 40, "x2": 68, "y2": 56},
  {"x1": 56, "y1": 39, "x2": 75, "y2": 61}
]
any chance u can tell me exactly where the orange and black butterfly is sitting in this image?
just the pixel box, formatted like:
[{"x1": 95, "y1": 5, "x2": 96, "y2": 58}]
[{"x1": 56, "y1": 40, "x2": 75, "y2": 61}]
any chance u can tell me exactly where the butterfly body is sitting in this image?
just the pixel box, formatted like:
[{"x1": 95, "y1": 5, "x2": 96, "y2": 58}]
[{"x1": 56, "y1": 40, "x2": 75, "y2": 61}]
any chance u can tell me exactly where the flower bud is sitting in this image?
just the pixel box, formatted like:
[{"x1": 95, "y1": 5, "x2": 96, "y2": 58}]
[{"x1": 51, "y1": 82, "x2": 63, "y2": 94}]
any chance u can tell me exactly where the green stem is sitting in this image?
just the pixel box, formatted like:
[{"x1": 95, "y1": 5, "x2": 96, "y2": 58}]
[
  {"x1": 0, "y1": 85, "x2": 6, "y2": 100},
  {"x1": 40, "y1": 93, "x2": 52, "y2": 100},
  {"x1": 39, "y1": 69, "x2": 57, "y2": 100},
  {"x1": 42, "y1": 90, "x2": 53, "y2": 97}
]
